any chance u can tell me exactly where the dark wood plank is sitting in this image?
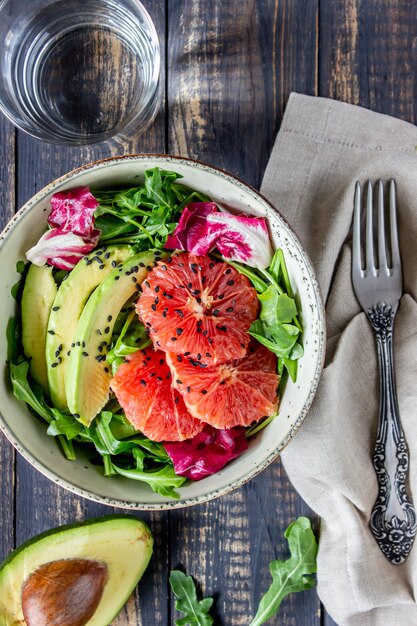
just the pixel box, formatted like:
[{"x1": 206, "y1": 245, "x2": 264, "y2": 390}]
[
  {"x1": 0, "y1": 117, "x2": 16, "y2": 563},
  {"x1": 168, "y1": 2, "x2": 320, "y2": 625},
  {"x1": 168, "y1": 0, "x2": 318, "y2": 188},
  {"x1": 319, "y1": 0, "x2": 417, "y2": 123},
  {"x1": 13, "y1": 2, "x2": 168, "y2": 625}
]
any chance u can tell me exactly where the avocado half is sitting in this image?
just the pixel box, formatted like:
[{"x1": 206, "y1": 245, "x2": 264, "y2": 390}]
[{"x1": 0, "y1": 515, "x2": 153, "y2": 626}]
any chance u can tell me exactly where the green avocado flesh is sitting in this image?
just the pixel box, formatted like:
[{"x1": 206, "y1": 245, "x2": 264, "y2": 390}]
[
  {"x1": 46, "y1": 245, "x2": 132, "y2": 411},
  {"x1": 0, "y1": 515, "x2": 153, "y2": 626},
  {"x1": 66, "y1": 249, "x2": 163, "y2": 426},
  {"x1": 21, "y1": 264, "x2": 57, "y2": 392}
]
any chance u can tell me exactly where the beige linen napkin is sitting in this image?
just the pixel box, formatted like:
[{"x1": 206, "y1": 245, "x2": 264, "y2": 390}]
[{"x1": 261, "y1": 93, "x2": 417, "y2": 626}]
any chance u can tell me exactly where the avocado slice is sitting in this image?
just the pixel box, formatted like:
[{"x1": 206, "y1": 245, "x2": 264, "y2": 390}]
[
  {"x1": 21, "y1": 264, "x2": 57, "y2": 392},
  {"x1": 66, "y1": 249, "x2": 165, "y2": 426},
  {"x1": 46, "y1": 245, "x2": 132, "y2": 411},
  {"x1": 0, "y1": 515, "x2": 153, "y2": 626}
]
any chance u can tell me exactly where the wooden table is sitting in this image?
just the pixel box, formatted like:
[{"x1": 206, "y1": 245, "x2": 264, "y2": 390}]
[{"x1": 1, "y1": 1, "x2": 415, "y2": 624}]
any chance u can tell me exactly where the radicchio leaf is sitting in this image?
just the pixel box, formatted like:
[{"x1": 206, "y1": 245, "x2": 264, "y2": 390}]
[
  {"x1": 49, "y1": 186, "x2": 99, "y2": 237},
  {"x1": 26, "y1": 229, "x2": 100, "y2": 270},
  {"x1": 164, "y1": 424, "x2": 248, "y2": 481},
  {"x1": 26, "y1": 186, "x2": 101, "y2": 269},
  {"x1": 165, "y1": 201, "x2": 273, "y2": 268}
]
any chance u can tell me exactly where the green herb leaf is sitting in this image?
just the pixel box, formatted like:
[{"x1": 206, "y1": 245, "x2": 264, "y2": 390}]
[
  {"x1": 169, "y1": 570, "x2": 214, "y2": 626},
  {"x1": 249, "y1": 517, "x2": 318, "y2": 626},
  {"x1": 111, "y1": 462, "x2": 186, "y2": 499}
]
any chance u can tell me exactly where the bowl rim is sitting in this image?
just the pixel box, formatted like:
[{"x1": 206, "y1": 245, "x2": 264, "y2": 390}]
[{"x1": 0, "y1": 153, "x2": 326, "y2": 510}]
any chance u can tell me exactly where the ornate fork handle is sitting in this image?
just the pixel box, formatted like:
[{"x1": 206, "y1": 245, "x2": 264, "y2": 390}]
[{"x1": 367, "y1": 302, "x2": 417, "y2": 564}]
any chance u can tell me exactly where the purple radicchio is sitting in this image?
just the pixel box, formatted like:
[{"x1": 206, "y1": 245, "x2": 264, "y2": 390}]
[
  {"x1": 165, "y1": 201, "x2": 273, "y2": 268},
  {"x1": 164, "y1": 424, "x2": 248, "y2": 481},
  {"x1": 26, "y1": 186, "x2": 100, "y2": 270}
]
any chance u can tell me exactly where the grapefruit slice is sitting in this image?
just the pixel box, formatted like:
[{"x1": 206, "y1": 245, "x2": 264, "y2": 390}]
[
  {"x1": 166, "y1": 340, "x2": 279, "y2": 429},
  {"x1": 136, "y1": 252, "x2": 258, "y2": 364},
  {"x1": 110, "y1": 348, "x2": 203, "y2": 442}
]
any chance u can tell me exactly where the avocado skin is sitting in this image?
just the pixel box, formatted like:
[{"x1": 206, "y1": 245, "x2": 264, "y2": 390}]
[
  {"x1": 0, "y1": 515, "x2": 153, "y2": 626},
  {"x1": 21, "y1": 264, "x2": 57, "y2": 392}
]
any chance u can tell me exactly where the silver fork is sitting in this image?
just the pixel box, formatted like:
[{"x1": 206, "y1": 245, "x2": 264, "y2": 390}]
[{"x1": 352, "y1": 179, "x2": 416, "y2": 564}]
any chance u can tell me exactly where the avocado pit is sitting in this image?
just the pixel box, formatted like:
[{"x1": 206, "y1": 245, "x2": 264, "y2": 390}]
[{"x1": 21, "y1": 558, "x2": 108, "y2": 626}]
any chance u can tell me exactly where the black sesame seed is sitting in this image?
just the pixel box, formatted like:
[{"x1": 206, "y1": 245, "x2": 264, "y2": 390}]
[
  {"x1": 99, "y1": 264, "x2": 105, "y2": 270},
  {"x1": 47, "y1": 330, "x2": 55, "y2": 335},
  {"x1": 139, "y1": 262, "x2": 146, "y2": 268},
  {"x1": 171, "y1": 337, "x2": 177, "y2": 341},
  {"x1": 83, "y1": 352, "x2": 89, "y2": 357},
  {"x1": 151, "y1": 304, "x2": 157, "y2": 311},
  {"x1": 176, "y1": 328, "x2": 183, "y2": 335},
  {"x1": 212, "y1": 309, "x2": 220, "y2": 317},
  {"x1": 98, "y1": 346, "x2": 103, "y2": 353},
  {"x1": 155, "y1": 297, "x2": 159, "y2": 305},
  {"x1": 218, "y1": 294, "x2": 225, "y2": 300},
  {"x1": 186, "y1": 386, "x2": 191, "y2": 393},
  {"x1": 114, "y1": 276, "x2": 120, "y2": 281},
  {"x1": 71, "y1": 342, "x2": 75, "y2": 348},
  {"x1": 57, "y1": 357, "x2": 62, "y2": 364},
  {"x1": 162, "y1": 311, "x2": 167, "y2": 318},
  {"x1": 184, "y1": 351, "x2": 190, "y2": 356},
  {"x1": 105, "y1": 327, "x2": 110, "y2": 334},
  {"x1": 176, "y1": 379, "x2": 182, "y2": 385},
  {"x1": 82, "y1": 341, "x2": 86, "y2": 348},
  {"x1": 132, "y1": 277, "x2": 137, "y2": 283},
  {"x1": 174, "y1": 309, "x2": 184, "y2": 317},
  {"x1": 67, "y1": 351, "x2": 71, "y2": 356},
  {"x1": 227, "y1": 279, "x2": 235, "y2": 286},
  {"x1": 76, "y1": 341, "x2": 81, "y2": 346},
  {"x1": 51, "y1": 362, "x2": 58, "y2": 368},
  {"x1": 111, "y1": 260, "x2": 117, "y2": 268},
  {"x1": 209, "y1": 262, "x2": 215, "y2": 269},
  {"x1": 202, "y1": 330, "x2": 208, "y2": 336},
  {"x1": 220, "y1": 380, "x2": 226, "y2": 385},
  {"x1": 201, "y1": 389, "x2": 208, "y2": 394},
  {"x1": 174, "y1": 396, "x2": 179, "y2": 404},
  {"x1": 86, "y1": 259, "x2": 93, "y2": 265},
  {"x1": 166, "y1": 372, "x2": 171, "y2": 379},
  {"x1": 225, "y1": 268, "x2": 232, "y2": 274},
  {"x1": 52, "y1": 306, "x2": 60, "y2": 312},
  {"x1": 146, "y1": 265, "x2": 152, "y2": 271},
  {"x1": 150, "y1": 372, "x2": 156, "y2": 377},
  {"x1": 161, "y1": 264, "x2": 167, "y2": 270},
  {"x1": 156, "y1": 376, "x2": 163, "y2": 381},
  {"x1": 177, "y1": 355, "x2": 183, "y2": 362},
  {"x1": 144, "y1": 281, "x2": 150, "y2": 288},
  {"x1": 97, "y1": 329, "x2": 102, "y2": 335},
  {"x1": 197, "y1": 319, "x2": 203, "y2": 326},
  {"x1": 197, "y1": 353, "x2": 201, "y2": 360},
  {"x1": 206, "y1": 352, "x2": 212, "y2": 358},
  {"x1": 104, "y1": 367, "x2": 109, "y2": 373},
  {"x1": 167, "y1": 256, "x2": 173, "y2": 263},
  {"x1": 55, "y1": 349, "x2": 60, "y2": 358},
  {"x1": 226, "y1": 307, "x2": 234, "y2": 313},
  {"x1": 155, "y1": 285, "x2": 160, "y2": 293},
  {"x1": 187, "y1": 282, "x2": 192, "y2": 289},
  {"x1": 73, "y1": 413, "x2": 80, "y2": 418},
  {"x1": 166, "y1": 294, "x2": 173, "y2": 299},
  {"x1": 140, "y1": 379, "x2": 146, "y2": 386}
]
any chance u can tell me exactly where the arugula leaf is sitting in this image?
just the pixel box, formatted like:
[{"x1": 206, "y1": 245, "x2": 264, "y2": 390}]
[
  {"x1": 249, "y1": 517, "x2": 318, "y2": 626},
  {"x1": 107, "y1": 310, "x2": 151, "y2": 374},
  {"x1": 111, "y1": 461, "x2": 186, "y2": 499},
  {"x1": 169, "y1": 570, "x2": 214, "y2": 626},
  {"x1": 9, "y1": 360, "x2": 76, "y2": 460}
]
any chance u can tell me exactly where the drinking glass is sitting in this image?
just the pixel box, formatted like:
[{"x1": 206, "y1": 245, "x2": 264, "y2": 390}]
[{"x1": 0, "y1": 0, "x2": 161, "y2": 144}]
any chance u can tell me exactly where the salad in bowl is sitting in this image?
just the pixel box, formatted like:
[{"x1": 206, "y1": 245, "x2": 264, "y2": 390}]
[{"x1": 0, "y1": 156, "x2": 324, "y2": 509}]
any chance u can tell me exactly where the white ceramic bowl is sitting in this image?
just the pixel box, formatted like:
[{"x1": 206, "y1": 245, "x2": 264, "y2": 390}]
[{"x1": 0, "y1": 155, "x2": 325, "y2": 510}]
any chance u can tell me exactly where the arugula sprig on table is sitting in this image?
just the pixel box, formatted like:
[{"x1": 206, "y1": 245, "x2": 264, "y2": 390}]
[
  {"x1": 169, "y1": 517, "x2": 317, "y2": 626},
  {"x1": 93, "y1": 168, "x2": 210, "y2": 248}
]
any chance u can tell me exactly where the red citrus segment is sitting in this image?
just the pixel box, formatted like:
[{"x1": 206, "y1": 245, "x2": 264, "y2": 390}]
[
  {"x1": 110, "y1": 348, "x2": 203, "y2": 442},
  {"x1": 166, "y1": 340, "x2": 279, "y2": 429},
  {"x1": 136, "y1": 252, "x2": 258, "y2": 364}
]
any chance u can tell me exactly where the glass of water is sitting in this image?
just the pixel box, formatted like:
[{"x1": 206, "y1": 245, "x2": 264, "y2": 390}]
[{"x1": 0, "y1": 0, "x2": 161, "y2": 145}]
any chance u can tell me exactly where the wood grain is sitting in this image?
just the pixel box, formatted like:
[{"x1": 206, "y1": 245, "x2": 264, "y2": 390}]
[
  {"x1": 0, "y1": 116, "x2": 16, "y2": 563},
  {"x1": 319, "y1": 0, "x2": 417, "y2": 123},
  {"x1": 168, "y1": 0, "x2": 318, "y2": 188}
]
